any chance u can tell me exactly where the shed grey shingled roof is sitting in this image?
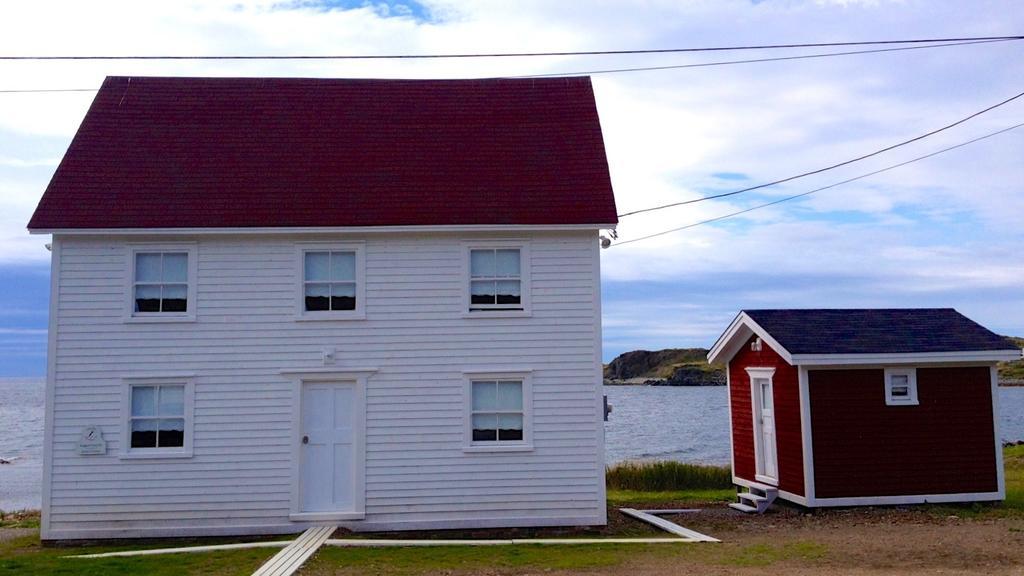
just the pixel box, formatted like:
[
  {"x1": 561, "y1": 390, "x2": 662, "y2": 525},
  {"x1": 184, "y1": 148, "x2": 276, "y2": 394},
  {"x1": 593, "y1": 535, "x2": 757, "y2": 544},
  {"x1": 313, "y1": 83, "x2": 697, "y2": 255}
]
[{"x1": 743, "y1": 308, "x2": 1019, "y2": 355}]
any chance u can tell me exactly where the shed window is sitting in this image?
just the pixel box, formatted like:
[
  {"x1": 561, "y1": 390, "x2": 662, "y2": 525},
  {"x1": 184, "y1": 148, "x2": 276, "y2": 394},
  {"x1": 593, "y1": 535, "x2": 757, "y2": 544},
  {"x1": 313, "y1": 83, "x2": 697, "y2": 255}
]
[
  {"x1": 129, "y1": 384, "x2": 185, "y2": 448},
  {"x1": 884, "y1": 368, "x2": 919, "y2": 406},
  {"x1": 134, "y1": 252, "x2": 189, "y2": 313},
  {"x1": 471, "y1": 380, "x2": 524, "y2": 442}
]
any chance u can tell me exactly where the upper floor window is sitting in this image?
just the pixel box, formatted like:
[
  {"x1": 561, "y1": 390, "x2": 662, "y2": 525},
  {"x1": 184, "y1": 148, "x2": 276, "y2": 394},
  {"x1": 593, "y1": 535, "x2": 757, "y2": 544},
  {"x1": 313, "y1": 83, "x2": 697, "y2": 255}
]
[
  {"x1": 127, "y1": 245, "x2": 196, "y2": 322},
  {"x1": 884, "y1": 368, "x2": 919, "y2": 406},
  {"x1": 465, "y1": 244, "x2": 530, "y2": 315},
  {"x1": 134, "y1": 252, "x2": 188, "y2": 313},
  {"x1": 296, "y1": 243, "x2": 365, "y2": 320}
]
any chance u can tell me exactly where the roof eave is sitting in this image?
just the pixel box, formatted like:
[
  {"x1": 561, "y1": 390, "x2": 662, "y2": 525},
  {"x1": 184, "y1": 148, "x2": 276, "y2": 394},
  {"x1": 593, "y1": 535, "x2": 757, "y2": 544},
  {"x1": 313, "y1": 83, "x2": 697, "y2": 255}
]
[
  {"x1": 791, "y1": 349, "x2": 1023, "y2": 366},
  {"x1": 28, "y1": 223, "x2": 619, "y2": 236},
  {"x1": 707, "y1": 311, "x2": 795, "y2": 365}
]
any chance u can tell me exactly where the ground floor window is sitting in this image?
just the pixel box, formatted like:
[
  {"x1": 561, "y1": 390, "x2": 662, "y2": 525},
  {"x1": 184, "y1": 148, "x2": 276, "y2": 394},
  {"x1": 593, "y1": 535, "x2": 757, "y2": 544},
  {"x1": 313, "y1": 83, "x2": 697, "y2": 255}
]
[
  {"x1": 130, "y1": 384, "x2": 186, "y2": 448},
  {"x1": 121, "y1": 378, "x2": 194, "y2": 457},
  {"x1": 471, "y1": 379, "x2": 524, "y2": 442}
]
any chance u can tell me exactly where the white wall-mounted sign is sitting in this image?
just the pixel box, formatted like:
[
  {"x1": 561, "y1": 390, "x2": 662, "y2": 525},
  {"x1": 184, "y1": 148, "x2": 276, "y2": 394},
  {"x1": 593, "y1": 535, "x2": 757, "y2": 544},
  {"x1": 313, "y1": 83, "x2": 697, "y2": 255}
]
[{"x1": 77, "y1": 426, "x2": 107, "y2": 456}]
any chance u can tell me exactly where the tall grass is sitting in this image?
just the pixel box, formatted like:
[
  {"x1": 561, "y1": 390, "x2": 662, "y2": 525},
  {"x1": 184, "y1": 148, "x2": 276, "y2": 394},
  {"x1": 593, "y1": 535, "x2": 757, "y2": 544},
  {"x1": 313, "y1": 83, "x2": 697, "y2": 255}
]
[{"x1": 606, "y1": 460, "x2": 732, "y2": 491}]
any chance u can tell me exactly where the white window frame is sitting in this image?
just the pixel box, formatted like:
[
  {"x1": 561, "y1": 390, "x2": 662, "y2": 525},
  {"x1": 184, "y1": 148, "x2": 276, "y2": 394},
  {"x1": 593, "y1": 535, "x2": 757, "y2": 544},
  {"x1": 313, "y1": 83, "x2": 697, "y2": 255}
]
[
  {"x1": 461, "y1": 241, "x2": 531, "y2": 318},
  {"x1": 295, "y1": 242, "x2": 366, "y2": 321},
  {"x1": 125, "y1": 243, "x2": 198, "y2": 323},
  {"x1": 462, "y1": 369, "x2": 533, "y2": 452},
  {"x1": 119, "y1": 375, "x2": 195, "y2": 459},
  {"x1": 884, "y1": 367, "x2": 919, "y2": 406}
]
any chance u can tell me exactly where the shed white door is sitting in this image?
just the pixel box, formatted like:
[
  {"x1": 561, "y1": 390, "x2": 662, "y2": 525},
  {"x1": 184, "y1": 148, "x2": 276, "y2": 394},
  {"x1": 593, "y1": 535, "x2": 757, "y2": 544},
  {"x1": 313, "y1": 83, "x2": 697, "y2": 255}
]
[
  {"x1": 754, "y1": 377, "x2": 778, "y2": 481},
  {"x1": 301, "y1": 382, "x2": 357, "y2": 513}
]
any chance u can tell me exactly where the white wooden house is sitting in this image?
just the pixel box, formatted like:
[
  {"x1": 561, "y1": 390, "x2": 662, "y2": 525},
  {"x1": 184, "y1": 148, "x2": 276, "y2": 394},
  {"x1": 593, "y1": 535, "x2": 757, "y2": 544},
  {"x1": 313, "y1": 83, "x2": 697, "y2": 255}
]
[{"x1": 27, "y1": 76, "x2": 619, "y2": 540}]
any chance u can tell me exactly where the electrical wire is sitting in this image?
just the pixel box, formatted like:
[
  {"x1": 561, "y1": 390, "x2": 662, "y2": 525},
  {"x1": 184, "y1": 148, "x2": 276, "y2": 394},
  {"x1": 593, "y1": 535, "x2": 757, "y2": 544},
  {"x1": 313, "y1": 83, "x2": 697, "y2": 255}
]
[
  {"x1": 2, "y1": 38, "x2": 1017, "y2": 93},
  {"x1": 1, "y1": 35, "x2": 1022, "y2": 60},
  {"x1": 0, "y1": 88, "x2": 97, "y2": 93},
  {"x1": 612, "y1": 122, "x2": 1024, "y2": 247},
  {"x1": 512, "y1": 38, "x2": 1015, "y2": 78},
  {"x1": 618, "y1": 87, "x2": 1024, "y2": 218}
]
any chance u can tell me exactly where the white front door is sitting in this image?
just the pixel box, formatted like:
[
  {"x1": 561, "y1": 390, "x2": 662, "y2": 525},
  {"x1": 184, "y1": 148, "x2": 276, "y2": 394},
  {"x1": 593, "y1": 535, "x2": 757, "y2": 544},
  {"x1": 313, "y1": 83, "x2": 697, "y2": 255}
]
[
  {"x1": 301, "y1": 382, "x2": 356, "y2": 513},
  {"x1": 754, "y1": 377, "x2": 778, "y2": 481}
]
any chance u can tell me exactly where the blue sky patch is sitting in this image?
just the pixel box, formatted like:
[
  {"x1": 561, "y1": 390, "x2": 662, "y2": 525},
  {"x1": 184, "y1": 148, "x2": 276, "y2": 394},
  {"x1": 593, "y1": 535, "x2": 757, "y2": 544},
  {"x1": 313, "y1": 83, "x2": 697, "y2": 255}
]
[
  {"x1": 276, "y1": 0, "x2": 432, "y2": 21},
  {"x1": 711, "y1": 172, "x2": 750, "y2": 181}
]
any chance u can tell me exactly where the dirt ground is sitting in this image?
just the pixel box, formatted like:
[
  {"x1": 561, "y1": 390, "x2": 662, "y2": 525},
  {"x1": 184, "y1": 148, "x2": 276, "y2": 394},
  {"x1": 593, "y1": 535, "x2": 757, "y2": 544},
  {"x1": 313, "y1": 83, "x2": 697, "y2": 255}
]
[
  {"x1": 614, "y1": 505, "x2": 1024, "y2": 575},
  {"x1": 319, "y1": 504, "x2": 1024, "y2": 575}
]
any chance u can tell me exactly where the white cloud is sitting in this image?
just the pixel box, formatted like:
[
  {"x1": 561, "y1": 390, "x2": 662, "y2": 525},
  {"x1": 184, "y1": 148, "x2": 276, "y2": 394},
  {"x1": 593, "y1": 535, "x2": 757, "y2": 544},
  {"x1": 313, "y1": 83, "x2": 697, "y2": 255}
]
[{"x1": 0, "y1": 0, "x2": 1020, "y2": 342}]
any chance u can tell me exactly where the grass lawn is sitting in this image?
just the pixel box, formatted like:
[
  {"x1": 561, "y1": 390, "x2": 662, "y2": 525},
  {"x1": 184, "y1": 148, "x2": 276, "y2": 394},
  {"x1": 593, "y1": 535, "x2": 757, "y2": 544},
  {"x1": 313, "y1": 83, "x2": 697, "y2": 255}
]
[
  {"x1": 5, "y1": 448, "x2": 1024, "y2": 575},
  {"x1": 0, "y1": 522, "x2": 279, "y2": 576}
]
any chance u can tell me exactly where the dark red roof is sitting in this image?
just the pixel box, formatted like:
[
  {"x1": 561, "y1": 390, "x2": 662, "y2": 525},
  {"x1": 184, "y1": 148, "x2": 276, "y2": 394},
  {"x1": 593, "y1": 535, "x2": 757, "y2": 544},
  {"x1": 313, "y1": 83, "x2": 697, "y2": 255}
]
[{"x1": 29, "y1": 76, "x2": 617, "y2": 230}]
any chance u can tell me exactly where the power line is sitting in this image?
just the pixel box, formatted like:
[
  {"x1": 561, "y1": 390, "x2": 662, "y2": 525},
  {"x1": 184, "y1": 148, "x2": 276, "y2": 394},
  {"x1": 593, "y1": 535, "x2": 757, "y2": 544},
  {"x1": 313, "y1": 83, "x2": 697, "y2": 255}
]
[
  {"x1": 618, "y1": 87, "x2": 1024, "y2": 218},
  {"x1": 2, "y1": 38, "x2": 1016, "y2": 94},
  {"x1": 513, "y1": 38, "x2": 1015, "y2": 78},
  {"x1": 0, "y1": 88, "x2": 97, "y2": 93},
  {"x1": 1, "y1": 35, "x2": 1021, "y2": 60},
  {"x1": 612, "y1": 122, "x2": 1024, "y2": 247}
]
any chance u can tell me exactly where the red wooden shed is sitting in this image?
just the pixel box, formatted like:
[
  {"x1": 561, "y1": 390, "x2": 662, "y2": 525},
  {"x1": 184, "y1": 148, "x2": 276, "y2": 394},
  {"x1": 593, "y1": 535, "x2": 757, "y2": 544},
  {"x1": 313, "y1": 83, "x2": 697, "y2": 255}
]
[{"x1": 707, "y1": 309, "x2": 1021, "y2": 512}]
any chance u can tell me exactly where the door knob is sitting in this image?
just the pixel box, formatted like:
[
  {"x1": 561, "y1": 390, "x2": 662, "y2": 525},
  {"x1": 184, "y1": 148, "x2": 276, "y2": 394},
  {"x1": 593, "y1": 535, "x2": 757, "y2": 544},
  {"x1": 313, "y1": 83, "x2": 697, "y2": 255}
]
[{"x1": 302, "y1": 435, "x2": 309, "y2": 445}]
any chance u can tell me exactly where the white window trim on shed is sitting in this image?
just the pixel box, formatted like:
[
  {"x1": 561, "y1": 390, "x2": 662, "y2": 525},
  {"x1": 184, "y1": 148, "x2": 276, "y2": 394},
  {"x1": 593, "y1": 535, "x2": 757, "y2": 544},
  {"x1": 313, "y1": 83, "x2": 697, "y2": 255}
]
[
  {"x1": 462, "y1": 369, "x2": 534, "y2": 453},
  {"x1": 124, "y1": 243, "x2": 198, "y2": 323},
  {"x1": 884, "y1": 367, "x2": 919, "y2": 406},
  {"x1": 294, "y1": 242, "x2": 366, "y2": 321},
  {"x1": 460, "y1": 240, "x2": 531, "y2": 318},
  {"x1": 119, "y1": 374, "x2": 195, "y2": 459}
]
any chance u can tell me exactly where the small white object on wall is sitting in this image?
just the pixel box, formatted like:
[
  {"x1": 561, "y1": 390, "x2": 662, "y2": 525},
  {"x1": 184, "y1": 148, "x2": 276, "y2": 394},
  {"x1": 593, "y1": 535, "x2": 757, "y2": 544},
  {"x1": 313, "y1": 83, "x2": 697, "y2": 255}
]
[{"x1": 77, "y1": 426, "x2": 107, "y2": 456}]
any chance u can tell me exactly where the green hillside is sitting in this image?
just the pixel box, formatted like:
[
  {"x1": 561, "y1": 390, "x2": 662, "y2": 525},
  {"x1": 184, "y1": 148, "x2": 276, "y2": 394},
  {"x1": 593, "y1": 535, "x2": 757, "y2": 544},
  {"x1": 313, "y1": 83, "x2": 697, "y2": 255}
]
[
  {"x1": 603, "y1": 348, "x2": 723, "y2": 385},
  {"x1": 1001, "y1": 336, "x2": 1024, "y2": 383}
]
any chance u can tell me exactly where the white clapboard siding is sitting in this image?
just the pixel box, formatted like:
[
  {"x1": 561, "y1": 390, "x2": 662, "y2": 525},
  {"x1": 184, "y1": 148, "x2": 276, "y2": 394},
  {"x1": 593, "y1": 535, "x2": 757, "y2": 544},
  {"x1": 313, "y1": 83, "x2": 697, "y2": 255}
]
[{"x1": 47, "y1": 231, "x2": 605, "y2": 538}]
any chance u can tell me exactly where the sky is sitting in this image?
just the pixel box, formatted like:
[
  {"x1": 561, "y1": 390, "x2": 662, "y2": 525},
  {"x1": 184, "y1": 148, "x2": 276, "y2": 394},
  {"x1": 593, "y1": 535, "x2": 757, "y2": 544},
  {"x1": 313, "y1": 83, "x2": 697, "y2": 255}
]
[{"x1": 0, "y1": 0, "x2": 1022, "y2": 376}]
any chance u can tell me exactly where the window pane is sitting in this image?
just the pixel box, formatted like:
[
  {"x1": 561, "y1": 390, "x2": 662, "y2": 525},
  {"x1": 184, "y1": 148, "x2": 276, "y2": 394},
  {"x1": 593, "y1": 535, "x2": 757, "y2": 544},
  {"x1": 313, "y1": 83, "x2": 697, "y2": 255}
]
[
  {"x1": 470, "y1": 281, "x2": 496, "y2": 305},
  {"x1": 158, "y1": 385, "x2": 185, "y2": 417},
  {"x1": 470, "y1": 249, "x2": 495, "y2": 278},
  {"x1": 472, "y1": 381, "x2": 497, "y2": 411},
  {"x1": 158, "y1": 419, "x2": 185, "y2": 448},
  {"x1": 472, "y1": 413, "x2": 497, "y2": 442},
  {"x1": 497, "y1": 381, "x2": 523, "y2": 411},
  {"x1": 495, "y1": 280, "x2": 521, "y2": 305},
  {"x1": 131, "y1": 419, "x2": 158, "y2": 448},
  {"x1": 761, "y1": 382, "x2": 773, "y2": 409},
  {"x1": 135, "y1": 285, "x2": 161, "y2": 313},
  {"x1": 162, "y1": 253, "x2": 188, "y2": 283},
  {"x1": 498, "y1": 413, "x2": 524, "y2": 441},
  {"x1": 330, "y1": 252, "x2": 355, "y2": 282},
  {"x1": 131, "y1": 386, "x2": 157, "y2": 417},
  {"x1": 162, "y1": 284, "x2": 188, "y2": 312},
  {"x1": 305, "y1": 283, "x2": 330, "y2": 311},
  {"x1": 330, "y1": 282, "x2": 356, "y2": 311},
  {"x1": 495, "y1": 249, "x2": 520, "y2": 277},
  {"x1": 891, "y1": 385, "x2": 910, "y2": 397},
  {"x1": 891, "y1": 375, "x2": 909, "y2": 387},
  {"x1": 135, "y1": 253, "x2": 161, "y2": 282},
  {"x1": 304, "y1": 252, "x2": 329, "y2": 282}
]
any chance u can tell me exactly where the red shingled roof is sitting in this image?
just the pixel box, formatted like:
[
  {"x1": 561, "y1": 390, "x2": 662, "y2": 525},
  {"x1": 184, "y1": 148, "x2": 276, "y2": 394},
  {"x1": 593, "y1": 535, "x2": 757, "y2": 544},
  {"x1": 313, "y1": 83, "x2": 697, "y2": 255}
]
[{"x1": 28, "y1": 76, "x2": 617, "y2": 230}]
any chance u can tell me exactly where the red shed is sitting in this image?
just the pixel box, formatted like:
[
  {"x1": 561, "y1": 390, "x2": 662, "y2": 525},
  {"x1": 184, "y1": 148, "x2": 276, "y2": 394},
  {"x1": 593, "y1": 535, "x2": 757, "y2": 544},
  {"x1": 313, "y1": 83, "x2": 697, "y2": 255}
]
[{"x1": 707, "y1": 309, "x2": 1021, "y2": 512}]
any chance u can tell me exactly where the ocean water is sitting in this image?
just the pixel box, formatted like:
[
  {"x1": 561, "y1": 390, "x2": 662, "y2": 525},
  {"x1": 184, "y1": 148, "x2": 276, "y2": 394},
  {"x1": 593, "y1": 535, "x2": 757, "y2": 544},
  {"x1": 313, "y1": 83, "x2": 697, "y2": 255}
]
[
  {"x1": 3, "y1": 379, "x2": 1023, "y2": 510},
  {"x1": 602, "y1": 384, "x2": 1024, "y2": 465},
  {"x1": 0, "y1": 379, "x2": 44, "y2": 511}
]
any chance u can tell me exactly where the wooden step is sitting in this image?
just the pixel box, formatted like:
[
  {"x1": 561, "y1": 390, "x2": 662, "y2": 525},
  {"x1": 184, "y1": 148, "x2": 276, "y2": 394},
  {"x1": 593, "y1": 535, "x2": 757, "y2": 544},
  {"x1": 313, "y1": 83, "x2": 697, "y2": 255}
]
[
  {"x1": 728, "y1": 502, "x2": 759, "y2": 513},
  {"x1": 738, "y1": 492, "x2": 767, "y2": 503}
]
